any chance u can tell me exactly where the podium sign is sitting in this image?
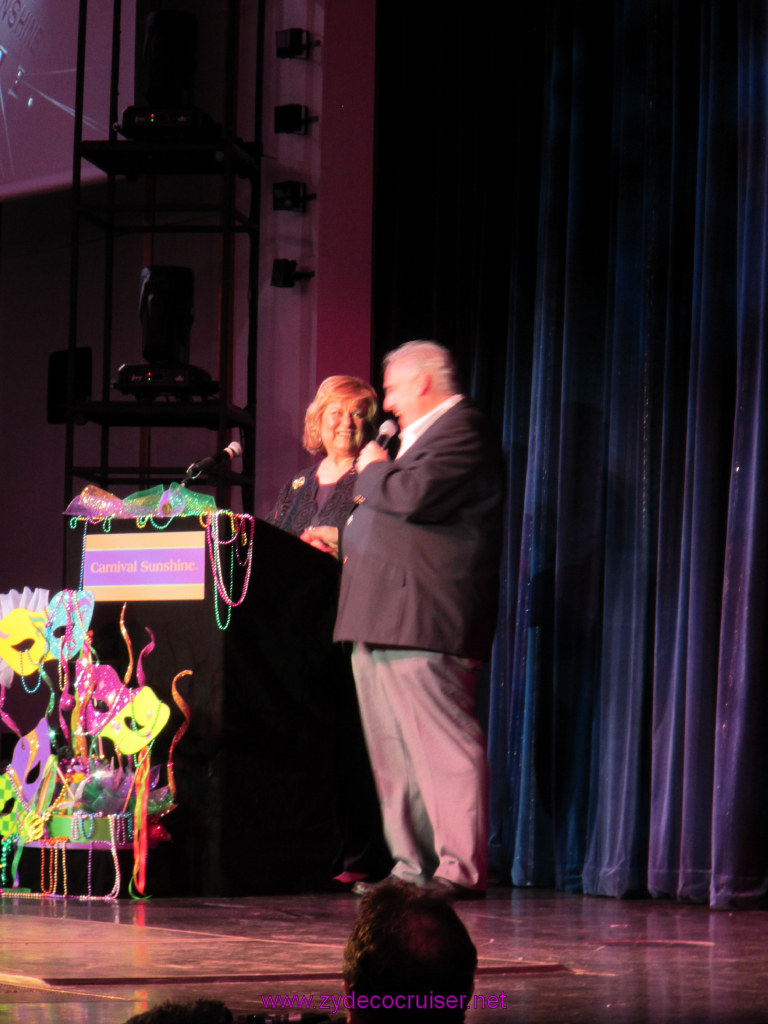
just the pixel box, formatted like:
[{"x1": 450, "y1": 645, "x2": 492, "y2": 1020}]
[{"x1": 82, "y1": 529, "x2": 206, "y2": 601}]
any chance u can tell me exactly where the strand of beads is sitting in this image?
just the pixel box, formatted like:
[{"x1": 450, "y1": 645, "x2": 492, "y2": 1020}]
[
  {"x1": 77, "y1": 816, "x2": 121, "y2": 901},
  {"x1": 16, "y1": 636, "x2": 46, "y2": 689},
  {"x1": 73, "y1": 811, "x2": 95, "y2": 841},
  {"x1": 69, "y1": 514, "x2": 112, "y2": 533},
  {"x1": 206, "y1": 511, "x2": 254, "y2": 629},
  {"x1": 72, "y1": 820, "x2": 121, "y2": 902},
  {"x1": 136, "y1": 514, "x2": 175, "y2": 531},
  {"x1": 70, "y1": 516, "x2": 112, "y2": 591},
  {"x1": 20, "y1": 666, "x2": 42, "y2": 695},
  {"x1": 78, "y1": 520, "x2": 87, "y2": 589},
  {"x1": 114, "y1": 812, "x2": 133, "y2": 845},
  {"x1": 213, "y1": 538, "x2": 233, "y2": 630},
  {"x1": 103, "y1": 815, "x2": 121, "y2": 900},
  {"x1": 1, "y1": 831, "x2": 121, "y2": 902},
  {"x1": 40, "y1": 837, "x2": 69, "y2": 897},
  {"x1": 0, "y1": 835, "x2": 15, "y2": 888}
]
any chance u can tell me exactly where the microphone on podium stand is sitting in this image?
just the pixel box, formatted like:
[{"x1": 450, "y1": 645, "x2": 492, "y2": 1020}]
[{"x1": 182, "y1": 440, "x2": 242, "y2": 485}]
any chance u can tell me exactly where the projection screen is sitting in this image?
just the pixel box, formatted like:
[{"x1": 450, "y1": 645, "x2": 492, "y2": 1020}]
[{"x1": 0, "y1": 0, "x2": 135, "y2": 201}]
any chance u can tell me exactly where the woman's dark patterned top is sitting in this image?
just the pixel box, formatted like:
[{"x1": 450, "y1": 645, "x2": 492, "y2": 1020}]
[{"x1": 266, "y1": 464, "x2": 359, "y2": 537}]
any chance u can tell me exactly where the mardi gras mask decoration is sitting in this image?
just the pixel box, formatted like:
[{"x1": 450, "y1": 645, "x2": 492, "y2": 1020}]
[
  {"x1": 75, "y1": 662, "x2": 130, "y2": 735},
  {"x1": 11, "y1": 718, "x2": 53, "y2": 804},
  {"x1": 100, "y1": 686, "x2": 170, "y2": 756},
  {"x1": 45, "y1": 590, "x2": 94, "y2": 662},
  {"x1": 74, "y1": 662, "x2": 169, "y2": 756},
  {"x1": 0, "y1": 608, "x2": 52, "y2": 678},
  {"x1": 0, "y1": 719, "x2": 57, "y2": 840},
  {"x1": 0, "y1": 589, "x2": 50, "y2": 687}
]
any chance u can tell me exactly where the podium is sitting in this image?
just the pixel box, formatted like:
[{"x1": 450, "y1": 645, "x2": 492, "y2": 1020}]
[{"x1": 63, "y1": 513, "x2": 382, "y2": 895}]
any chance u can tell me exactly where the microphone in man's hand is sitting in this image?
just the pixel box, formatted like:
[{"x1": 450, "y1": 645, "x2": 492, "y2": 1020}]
[
  {"x1": 374, "y1": 419, "x2": 399, "y2": 452},
  {"x1": 184, "y1": 440, "x2": 242, "y2": 483}
]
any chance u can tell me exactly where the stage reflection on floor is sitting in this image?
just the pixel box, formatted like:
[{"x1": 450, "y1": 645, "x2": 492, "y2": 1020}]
[{"x1": 1, "y1": 886, "x2": 767, "y2": 1023}]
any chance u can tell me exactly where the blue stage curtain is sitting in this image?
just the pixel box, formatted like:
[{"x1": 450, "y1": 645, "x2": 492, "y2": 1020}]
[
  {"x1": 371, "y1": 0, "x2": 768, "y2": 907},
  {"x1": 487, "y1": 0, "x2": 768, "y2": 907}
]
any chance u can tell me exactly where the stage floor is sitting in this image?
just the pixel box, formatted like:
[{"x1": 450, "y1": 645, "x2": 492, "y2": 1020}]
[{"x1": 1, "y1": 886, "x2": 767, "y2": 1023}]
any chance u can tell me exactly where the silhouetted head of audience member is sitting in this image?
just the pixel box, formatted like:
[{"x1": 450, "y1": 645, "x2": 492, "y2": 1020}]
[
  {"x1": 342, "y1": 880, "x2": 478, "y2": 1022},
  {"x1": 123, "y1": 999, "x2": 233, "y2": 1024}
]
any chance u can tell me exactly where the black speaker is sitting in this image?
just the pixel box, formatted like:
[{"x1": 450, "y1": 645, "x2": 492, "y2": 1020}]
[
  {"x1": 139, "y1": 266, "x2": 195, "y2": 366},
  {"x1": 47, "y1": 348, "x2": 92, "y2": 424},
  {"x1": 274, "y1": 104, "x2": 310, "y2": 134}
]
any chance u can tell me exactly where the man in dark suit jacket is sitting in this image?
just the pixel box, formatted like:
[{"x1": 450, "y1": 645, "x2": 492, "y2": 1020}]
[{"x1": 310, "y1": 341, "x2": 504, "y2": 899}]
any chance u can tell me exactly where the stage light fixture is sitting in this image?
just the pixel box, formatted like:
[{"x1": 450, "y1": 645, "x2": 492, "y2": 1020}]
[
  {"x1": 143, "y1": 10, "x2": 198, "y2": 108},
  {"x1": 119, "y1": 10, "x2": 220, "y2": 140},
  {"x1": 272, "y1": 181, "x2": 317, "y2": 212},
  {"x1": 271, "y1": 259, "x2": 315, "y2": 288},
  {"x1": 276, "y1": 28, "x2": 316, "y2": 59},
  {"x1": 113, "y1": 265, "x2": 218, "y2": 399},
  {"x1": 139, "y1": 265, "x2": 195, "y2": 365},
  {"x1": 274, "y1": 104, "x2": 317, "y2": 135}
]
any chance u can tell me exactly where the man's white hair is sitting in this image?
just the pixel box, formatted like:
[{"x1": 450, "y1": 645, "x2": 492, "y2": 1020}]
[{"x1": 383, "y1": 340, "x2": 459, "y2": 396}]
